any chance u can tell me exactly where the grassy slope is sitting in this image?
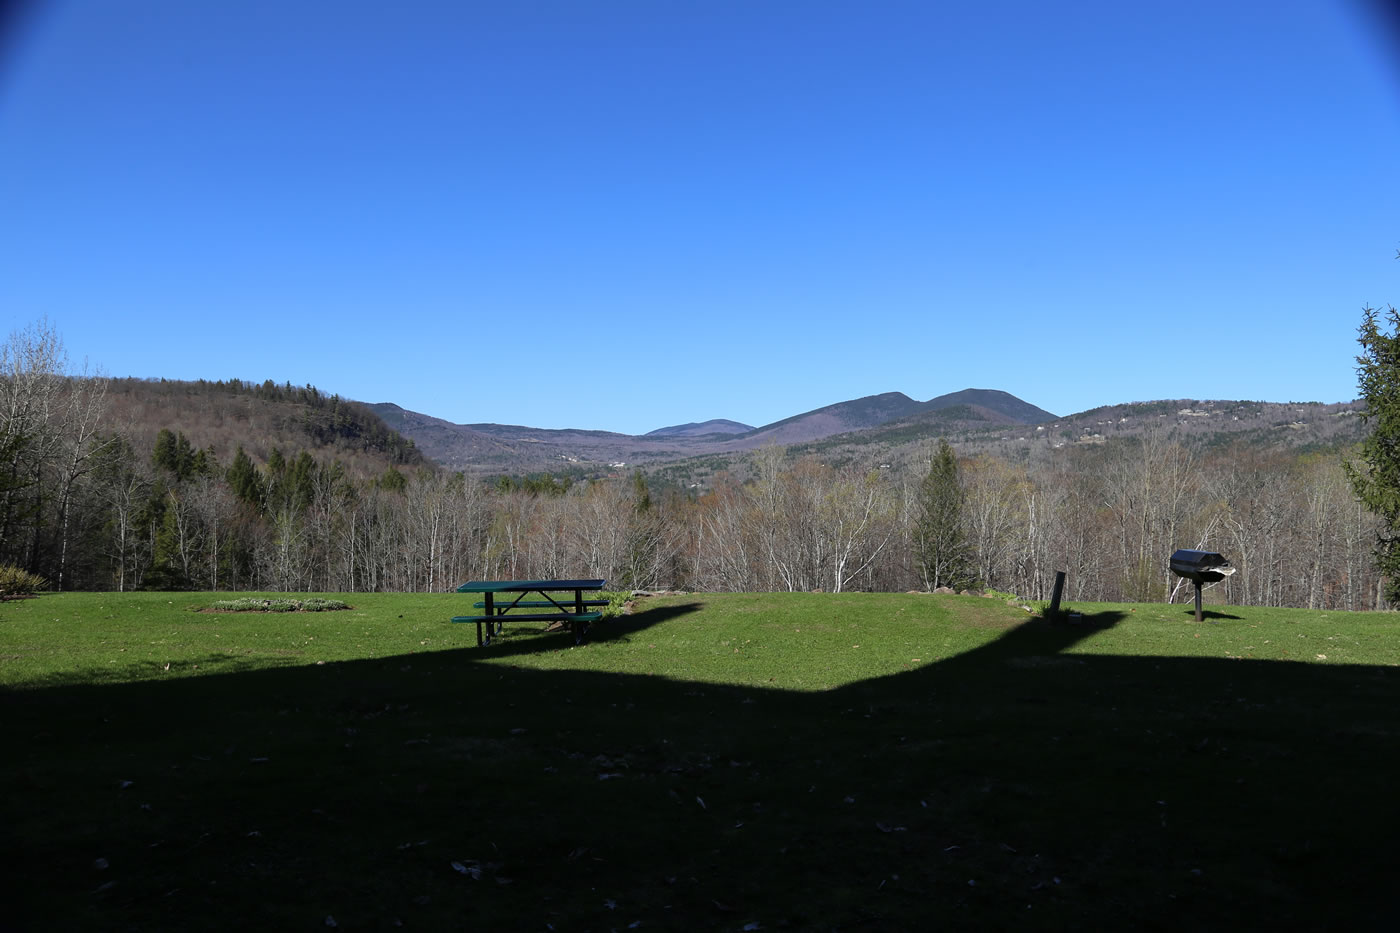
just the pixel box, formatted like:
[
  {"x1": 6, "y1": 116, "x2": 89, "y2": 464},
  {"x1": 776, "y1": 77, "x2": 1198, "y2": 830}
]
[{"x1": 2, "y1": 592, "x2": 1398, "y2": 931}]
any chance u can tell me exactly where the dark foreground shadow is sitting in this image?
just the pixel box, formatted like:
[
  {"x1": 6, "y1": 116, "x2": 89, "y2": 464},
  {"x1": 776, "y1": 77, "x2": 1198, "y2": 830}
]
[{"x1": 3, "y1": 601, "x2": 1397, "y2": 931}]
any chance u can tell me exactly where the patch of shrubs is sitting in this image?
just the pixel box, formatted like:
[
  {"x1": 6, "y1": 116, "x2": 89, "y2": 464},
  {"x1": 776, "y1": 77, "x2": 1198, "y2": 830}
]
[
  {"x1": 601, "y1": 591, "x2": 632, "y2": 618},
  {"x1": 0, "y1": 564, "x2": 48, "y2": 598},
  {"x1": 209, "y1": 597, "x2": 350, "y2": 613}
]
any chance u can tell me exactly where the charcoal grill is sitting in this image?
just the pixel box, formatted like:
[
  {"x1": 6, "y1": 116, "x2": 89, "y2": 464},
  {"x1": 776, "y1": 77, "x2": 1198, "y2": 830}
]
[{"x1": 1169, "y1": 549, "x2": 1236, "y2": 621}]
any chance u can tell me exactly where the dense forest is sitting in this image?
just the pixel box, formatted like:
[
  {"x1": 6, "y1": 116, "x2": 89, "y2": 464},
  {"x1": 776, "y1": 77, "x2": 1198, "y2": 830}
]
[{"x1": 0, "y1": 322, "x2": 1383, "y2": 609}]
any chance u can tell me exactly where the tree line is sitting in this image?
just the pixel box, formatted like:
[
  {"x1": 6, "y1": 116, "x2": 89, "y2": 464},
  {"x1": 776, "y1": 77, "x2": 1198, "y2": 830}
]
[{"x1": 0, "y1": 321, "x2": 1386, "y2": 608}]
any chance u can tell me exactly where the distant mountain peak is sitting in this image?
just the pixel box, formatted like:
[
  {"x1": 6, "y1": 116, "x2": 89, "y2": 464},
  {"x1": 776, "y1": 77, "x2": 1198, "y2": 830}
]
[
  {"x1": 645, "y1": 419, "x2": 754, "y2": 438},
  {"x1": 921, "y1": 388, "x2": 1057, "y2": 423}
]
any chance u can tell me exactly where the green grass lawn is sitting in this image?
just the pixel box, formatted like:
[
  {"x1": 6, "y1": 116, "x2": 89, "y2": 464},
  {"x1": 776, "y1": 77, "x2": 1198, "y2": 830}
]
[{"x1": 3, "y1": 591, "x2": 1398, "y2": 931}]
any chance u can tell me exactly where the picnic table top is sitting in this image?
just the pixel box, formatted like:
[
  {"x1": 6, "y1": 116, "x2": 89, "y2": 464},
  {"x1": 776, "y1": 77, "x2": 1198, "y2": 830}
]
[{"x1": 456, "y1": 579, "x2": 607, "y2": 594}]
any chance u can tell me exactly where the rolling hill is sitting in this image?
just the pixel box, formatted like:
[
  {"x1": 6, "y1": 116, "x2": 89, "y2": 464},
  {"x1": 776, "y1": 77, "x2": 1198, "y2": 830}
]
[{"x1": 104, "y1": 378, "x2": 427, "y2": 477}]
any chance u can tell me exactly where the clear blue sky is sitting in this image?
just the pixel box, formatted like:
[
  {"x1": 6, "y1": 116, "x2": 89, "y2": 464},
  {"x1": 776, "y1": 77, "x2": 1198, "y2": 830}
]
[{"x1": 2, "y1": 0, "x2": 1398, "y2": 435}]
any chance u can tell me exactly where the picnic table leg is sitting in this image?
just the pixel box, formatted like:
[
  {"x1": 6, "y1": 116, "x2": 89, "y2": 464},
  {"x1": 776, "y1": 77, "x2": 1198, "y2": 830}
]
[
  {"x1": 493, "y1": 592, "x2": 508, "y2": 639},
  {"x1": 572, "y1": 588, "x2": 592, "y2": 644}
]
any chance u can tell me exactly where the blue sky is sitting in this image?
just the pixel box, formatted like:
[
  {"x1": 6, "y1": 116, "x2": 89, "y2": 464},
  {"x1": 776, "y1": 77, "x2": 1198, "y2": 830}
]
[{"x1": 2, "y1": 0, "x2": 1398, "y2": 435}]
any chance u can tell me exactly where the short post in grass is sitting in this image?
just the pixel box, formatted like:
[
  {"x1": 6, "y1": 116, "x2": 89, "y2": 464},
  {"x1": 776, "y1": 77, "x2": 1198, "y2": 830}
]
[{"x1": 1048, "y1": 570, "x2": 1066, "y2": 618}]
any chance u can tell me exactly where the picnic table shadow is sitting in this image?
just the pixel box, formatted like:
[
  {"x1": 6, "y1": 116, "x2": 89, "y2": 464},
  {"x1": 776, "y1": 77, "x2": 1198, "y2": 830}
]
[
  {"x1": 460, "y1": 599, "x2": 704, "y2": 660},
  {"x1": 5, "y1": 601, "x2": 1398, "y2": 932}
]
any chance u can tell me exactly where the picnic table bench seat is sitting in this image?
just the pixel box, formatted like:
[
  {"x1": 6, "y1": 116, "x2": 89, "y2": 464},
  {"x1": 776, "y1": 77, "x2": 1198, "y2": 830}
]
[
  {"x1": 452, "y1": 611, "x2": 603, "y2": 645},
  {"x1": 454, "y1": 579, "x2": 607, "y2": 647}
]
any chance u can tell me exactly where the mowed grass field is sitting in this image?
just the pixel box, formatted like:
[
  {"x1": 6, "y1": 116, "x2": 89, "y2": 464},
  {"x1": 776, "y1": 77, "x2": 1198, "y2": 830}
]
[{"x1": 3, "y1": 591, "x2": 1398, "y2": 931}]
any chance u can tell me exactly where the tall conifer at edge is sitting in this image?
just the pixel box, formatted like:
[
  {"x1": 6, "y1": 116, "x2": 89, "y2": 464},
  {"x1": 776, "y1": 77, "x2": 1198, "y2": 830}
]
[
  {"x1": 916, "y1": 438, "x2": 974, "y2": 591},
  {"x1": 1346, "y1": 303, "x2": 1400, "y2": 604}
]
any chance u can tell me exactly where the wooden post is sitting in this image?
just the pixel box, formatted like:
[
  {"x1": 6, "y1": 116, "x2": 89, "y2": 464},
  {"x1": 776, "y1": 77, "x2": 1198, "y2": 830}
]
[
  {"x1": 1194, "y1": 582, "x2": 1203, "y2": 623},
  {"x1": 1048, "y1": 571, "x2": 1066, "y2": 617}
]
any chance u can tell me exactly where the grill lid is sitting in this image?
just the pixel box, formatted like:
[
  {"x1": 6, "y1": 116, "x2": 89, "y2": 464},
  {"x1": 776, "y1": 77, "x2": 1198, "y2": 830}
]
[{"x1": 1169, "y1": 549, "x2": 1236, "y2": 583}]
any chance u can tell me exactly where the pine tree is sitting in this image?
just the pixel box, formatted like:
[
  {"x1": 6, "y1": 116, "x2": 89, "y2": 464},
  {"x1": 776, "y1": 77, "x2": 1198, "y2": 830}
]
[
  {"x1": 916, "y1": 439, "x2": 974, "y2": 591},
  {"x1": 1346, "y1": 304, "x2": 1400, "y2": 602},
  {"x1": 377, "y1": 467, "x2": 407, "y2": 493},
  {"x1": 150, "y1": 497, "x2": 187, "y2": 589},
  {"x1": 624, "y1": 470, "x2": 660, "y2": 589},
  {"x1": 226, "y1": 446, "x2": 264, "y2": 508},
  {"x1": 152, "y1": 429, "x2": 198, "y2": 481},
  {"x1": 631, "y1": 469, "x2": 652, "y2": 513},
  {"x1": 151, "y1": 429, "x2": 177, "y2": 475}
]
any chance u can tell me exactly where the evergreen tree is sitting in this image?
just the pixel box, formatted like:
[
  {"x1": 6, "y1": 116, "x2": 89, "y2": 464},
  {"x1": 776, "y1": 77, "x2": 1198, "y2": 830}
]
[
  {"x1": 152, "y1": 429, "x2": 198, "y2": 481},
  {"x1": 623, "y1": 470, "x2": 660, "y2": 589},
  {"x1": 267, "y1": 449, "x2": 317, "y2": 514},
  {"x1": 1346, "y1": 304, "x2": 1400, "y2": 602},
  {"x1": 151, "y1": 429, "x2": 177, "y2": 475},
  {"x1": 150, "y1": 495, "x2": 187, "y2": 589},
  {"x1": 377, "y1": 467, "x2": 407, "y2": 493},
  {"x1": 226, "y1": 446, "x2": 264, "y2": 508},
  {"x1": 190, "y1": 446, "x2": 214, "y2": 478},
  {"x1": 916, "y1": 439, "x2": 975, "y2": 591},
  {"x1": 631, "y1": 469, "x2": 652, "y2": 513}
]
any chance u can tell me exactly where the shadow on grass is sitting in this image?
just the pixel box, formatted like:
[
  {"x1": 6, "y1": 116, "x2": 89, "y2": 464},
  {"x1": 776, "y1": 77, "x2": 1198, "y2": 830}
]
[
  {"x1": 1185, "y1": 608, "x2": 1245, "y2": 620},
  {"x1": 950, "y1": 608, "x2": 1127, "y2": 661},
  {"x1": 4, "y1": 602, "x2": 1398, "y2": 931},
  {"x1": 465, "y1": 601, "x2": 704, "y2": 661},
  {"x1": 24, "y1": 653, "x2": 306, "y2": 689}
]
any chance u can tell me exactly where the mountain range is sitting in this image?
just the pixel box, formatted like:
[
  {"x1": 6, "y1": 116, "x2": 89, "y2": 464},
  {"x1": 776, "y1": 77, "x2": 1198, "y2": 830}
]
[
  {"x1": 368, "y1": 389, "x2": 1061, "y2": 473},
  {"x1": 98, "y1": 378, "x2": 1364, "y2": 484}
]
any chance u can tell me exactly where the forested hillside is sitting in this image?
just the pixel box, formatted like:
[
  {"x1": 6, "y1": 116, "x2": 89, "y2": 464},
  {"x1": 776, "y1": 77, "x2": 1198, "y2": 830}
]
[
  {"x1": 0, "y1": 324, "x2": 428, "y2": 592},
  {"x1": 105, "y1": 377, "x2": 425, "y2": 475}
]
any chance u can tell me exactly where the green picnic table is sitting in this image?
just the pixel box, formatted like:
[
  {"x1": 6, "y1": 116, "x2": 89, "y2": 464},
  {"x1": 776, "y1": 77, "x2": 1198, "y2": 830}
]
[{"x1": 453, "y1": 579, "x2": 607, "y2": 646}]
